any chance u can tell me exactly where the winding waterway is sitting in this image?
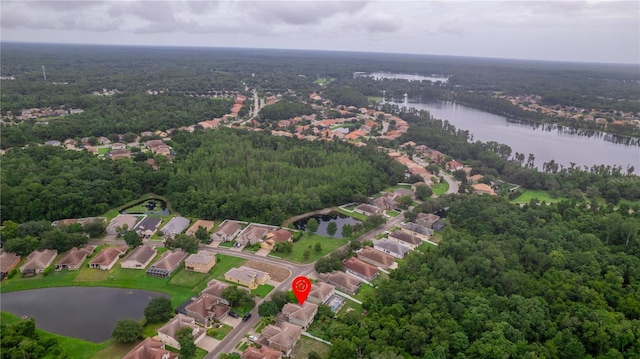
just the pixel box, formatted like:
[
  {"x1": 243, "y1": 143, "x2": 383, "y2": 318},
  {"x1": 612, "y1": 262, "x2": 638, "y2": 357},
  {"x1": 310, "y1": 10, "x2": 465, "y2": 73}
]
[
  {"x1": 389, "y1": 100, "x2": 640, "y2": 171},
  {"x1": 0, "y1": 287, "x2": 168, "y2": 342}
]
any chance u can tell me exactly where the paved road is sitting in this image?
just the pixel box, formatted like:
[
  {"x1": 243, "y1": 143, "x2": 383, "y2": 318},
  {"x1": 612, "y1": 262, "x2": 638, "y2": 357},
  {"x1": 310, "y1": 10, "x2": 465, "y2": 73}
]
[{"x1": 441, "y1": 173, "x2": 459, "y2": 195}]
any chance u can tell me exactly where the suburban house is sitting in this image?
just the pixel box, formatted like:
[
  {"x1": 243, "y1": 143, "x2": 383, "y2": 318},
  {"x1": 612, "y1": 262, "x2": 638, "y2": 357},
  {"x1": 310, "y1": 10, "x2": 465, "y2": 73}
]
[
  {"x1": 123, "y1": 337, "x2": 178, "y2": 359},
  {"x1": 279, "y1": 302, "x2": 318, "y2": 330},
  {"x1": 20, "y1": 249, "x2": 58, "y2": 276},
  {"x1": 237, "y1": 223, "x2": 276, "y2": 246},
  {"x1": 389, "y1": 230, "x2": 423, "y2": 249},
  {"x1": 307, "y1": 282, "x2": 335, "y2": 305},
  {"x1": 55, "y1": 245, "x2": 96, "y2": 270},
  {"x1": 120, "y1": 245, "x2": 157, "y2": 269},
  {"x1": 184, "y1": 250, "x2": 216, "y2": 273},
  {"x1": 224, "y1": 266, "x2": 270, "y2": 289},
  {"x1": 109, "y1": 149, "x2": 131, "y2": 160},
  {"x1": 415, "y1": 213, "x2": 440, "y2": 229},
  {"x1": 353, "y1": 203, "x2": 382, "y2": 216},
  {"x1": 156, "y1": 314, "x2": 206, "y2": 350},
  {"x1": 373, "y1": 192, "x2": 399, "y2": 211},
  {"x1": 261, "y1": 229, "x2": 293, "y2": 250},
  {"x1": 161, "y1": 217, "x2": 190, "y2": 238},
  {"x1": 106, "y1": 214, "x2": 139, "y2": 235},
  {"x1": 446, "y1": 160, "x2": 464, "y2": 171},
  {"x1": 185, "y1": 219, "x2": 215, "y2": 237},
  {"x1": 200, "y1": 279, "x2": 231, "y2": 300},
  {"x1": 317, "y1": 271, "x2": 362, "y2": 295},
  {"x1": 357, "y1": 247, "x2": 396, "y2": 269},
  {"x1": 0, "y1": 252, "x2": 21, "y2": 280},
  {"x1": 473, "y1": 183, "x2": 497, "y2": 196},
  {"x1": 210, "y1": 220, "x2": 242, "y2": 242},
  {"x1": 89, "y1": 246, "x2": 127, "y2": 270},
  {"x1": 147, "y1": 249, "x2": 189, "y2": 278},
  {"x1": 374, "y1": 239, "x2": 411, "y2": 259},
  {"x1": 342, "y1": 256, "x2": 378, "y2": 281},
  {"x1": 185, "y1": 293, "x2": 231, "y2": 326},
  {"x1": 401, "y1": 223, "x2": 434, "y2": 242},
  {"x1": 133, "y1": 217, "x2": 162, "y2": 238},
  {"x1": 257, "y1": 321, "x2": 302, "y2": 355},
  {"x1": 241, "y1": 346, "x2": 283, "y2": 359}
]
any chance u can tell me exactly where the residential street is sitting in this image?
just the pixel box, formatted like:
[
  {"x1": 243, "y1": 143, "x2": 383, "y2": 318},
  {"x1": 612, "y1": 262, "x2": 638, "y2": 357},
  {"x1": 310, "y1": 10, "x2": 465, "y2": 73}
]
[{"x1": 441, "y1": 172, "x2": 459, "y2": 195}]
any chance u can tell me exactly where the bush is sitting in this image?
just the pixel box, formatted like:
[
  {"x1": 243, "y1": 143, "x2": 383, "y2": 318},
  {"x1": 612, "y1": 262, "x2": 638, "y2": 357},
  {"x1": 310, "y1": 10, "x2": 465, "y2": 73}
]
[
  {"x1": 6, "y1": 268, "x2": 17, "y2": 279},
  {"x1": 42, "y1": 266, "x2": 53, "y2": 277}
]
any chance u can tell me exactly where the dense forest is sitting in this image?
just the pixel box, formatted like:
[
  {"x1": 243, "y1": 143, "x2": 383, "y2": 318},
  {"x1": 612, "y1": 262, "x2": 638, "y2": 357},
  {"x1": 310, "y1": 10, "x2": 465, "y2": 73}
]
[
  {"x1": 258, "y1": 100, "x2": 315, "y2": 122},
  {"x1": 166, "y1": 128, "x2": 405, "y2": 224},
  {"x1": 319, "y1": 195, "x2": 640, "y2": 358}
]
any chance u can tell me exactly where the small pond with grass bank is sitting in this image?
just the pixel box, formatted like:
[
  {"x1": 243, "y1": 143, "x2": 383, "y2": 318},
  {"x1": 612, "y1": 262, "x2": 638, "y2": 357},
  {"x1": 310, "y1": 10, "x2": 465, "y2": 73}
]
[
  {"x1": 0, "y1": 287, "x2": 168, "y2": 342},
  {"x1": 292, "y1": 212, "x2": 361, "y2": 238},
  {"x1": 120, "y1": 198, "x2": 169, "y2": 215}
]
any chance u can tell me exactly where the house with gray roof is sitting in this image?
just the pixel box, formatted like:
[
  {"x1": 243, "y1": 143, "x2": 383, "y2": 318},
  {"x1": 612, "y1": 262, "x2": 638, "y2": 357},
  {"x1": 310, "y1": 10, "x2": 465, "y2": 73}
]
[
  {"x1": 374, "y1": 239, "x2": 411, "y2": 259},
  {"x1": 134, "y1": 217, "x2": 162, "y2": 238},
  {"x1": 389, "y1": 230, "x2": 423, "y2": 249},
  {"x1": 147, "y1": 249, "x2": 188, "y2": 278},
  {"x1": 55, "y1": 245, "x2": 96, "y2": 271},
  {"x1": 211, "y1": 220, "x2": 243, "y2": 242},
  {"x1": 224, "y1": 266, "x2": 270, "y2": 289},
  {"x1": 106, "y1": 214, "x2": 139, "y2": 235},
  {"x1": 236, "y1": 223, "x2": 276, "y2": 246},
  {"x1": 354, "y1": 203, "x2": 382, "y2": 216},
  {"x1": 161, "y1": 217, "x2": 190, "y2": 238},
  {"x1": 279, "y1": 302, "x2": 318, "y2": 330},
  {"x1": 257, "y1": 322, "x2": 301, "y2": 355},
  {"x1": 317, "y1": 271, "x2": 362, "y2": 295},
  {"x1": 401, "y1": 222, "x2": 434, "y2": 241},
  {"x1": 121, "y1": 245, "x2": 157, "y2": 269}
]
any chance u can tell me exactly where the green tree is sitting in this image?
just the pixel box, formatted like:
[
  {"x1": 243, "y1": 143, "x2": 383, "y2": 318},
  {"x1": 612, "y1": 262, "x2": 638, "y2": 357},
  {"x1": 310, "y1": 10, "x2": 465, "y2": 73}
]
[
  {"x1": 341, "y1": 224, "x2": 353, "y2": 238},
  {"x1": 274, "y1": 242, "x2": 292, "y2": 253},
  {"x1": 314, "y1": 242, "x2": 322, "y2": 252},
  {"x1": 83, "y1": 219, "x2": 106, "y2": 238},
  {"x1": 303, "y1": 250, "x2": 310, "y2": 260},
  {"x1": 111, "y1": 319, "x2": 142, "y2": 343},
  {"x1": 176, "y1": 326, "x2": 197, "y2": 359},
  {"x1": 327, "y1": 222, "x2": 337, "y2": 237},
  {"x1": 415, "y1": 185, "x2": 433, "y2": 201},
  {"x1": 222, "y1": 286, "x2": 255, "y2": 307},
  {"x1": 123, "y1": 230, "x2": 142, "y2": 247},
  {"x1": 398, "y1": 195, "x2": 414, "y2": 209},
  {"x1": 307, "y1": 218, "x2": 319, "y2": 233},
  {"x1": 165, "y1": 234, "x2": 199, "y2": 253},
  {"x1": 364, "y1": 214, "x2": 386, "y2": 230},
  {"x1": 144, "y1": 297, "x2": 173, "y2": 324},
  {"x1": 271, "y1": 290, "x2": 292, "y2": 310},
  {"x1": 258, "y1": 301, "x2": 280, "y2": 317},
  {"x1": 195, "y1": 225, "x2": 210, "y2": 243}
]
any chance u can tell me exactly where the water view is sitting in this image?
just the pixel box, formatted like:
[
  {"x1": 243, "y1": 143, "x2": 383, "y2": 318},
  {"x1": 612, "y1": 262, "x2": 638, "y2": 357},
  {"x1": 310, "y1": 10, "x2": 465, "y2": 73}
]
[
  {"x1": 388, "y1": 100, "x2": 640, "y2": 171},
  {"x1": 0, "y1": 287, "x2": 168, "y2": 342},
  {"x1": 120, "y1": 198, "x2": 170, "y2": 215},
  {"x1": 355, "y1": 72, "x2": 449, "y2": 83},
  {"x1": 292, "y1": 212, "x2": 361, "y2": 238}
]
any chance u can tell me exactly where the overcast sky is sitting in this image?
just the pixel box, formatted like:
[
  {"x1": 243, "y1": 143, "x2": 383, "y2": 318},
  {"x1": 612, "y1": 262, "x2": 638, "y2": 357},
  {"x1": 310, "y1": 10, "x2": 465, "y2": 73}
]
[{"x1": 1, "y1": 0, "x2": 638, "y2": 64}]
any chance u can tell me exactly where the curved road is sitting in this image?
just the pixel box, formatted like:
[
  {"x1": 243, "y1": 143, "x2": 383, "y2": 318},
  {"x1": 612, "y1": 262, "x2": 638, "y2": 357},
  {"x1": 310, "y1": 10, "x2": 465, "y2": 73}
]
[{"x1": 441, "y1": 172, "x2": 459, "y2": 195}]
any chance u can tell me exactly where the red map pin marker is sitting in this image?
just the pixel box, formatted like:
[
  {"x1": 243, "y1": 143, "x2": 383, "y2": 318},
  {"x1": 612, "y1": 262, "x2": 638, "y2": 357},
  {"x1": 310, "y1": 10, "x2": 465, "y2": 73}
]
[{"x1": 292, "y1": 276, "x2": 311, "y2": 305}]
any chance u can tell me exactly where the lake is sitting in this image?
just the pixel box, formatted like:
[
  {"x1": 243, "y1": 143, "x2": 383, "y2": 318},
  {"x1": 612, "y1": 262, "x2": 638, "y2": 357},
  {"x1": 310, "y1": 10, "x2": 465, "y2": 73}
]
[
  {"x1": 389, "y1": 100, "x2": 640, "y2": 171},
  {"x1": 292, "y1": 212, "x2": 361, "y2": 238},
  {"x1": 0, "y1": 287, "x2": 169, "y2": 342},
  {"x1": 355, "y1": 72, "x2": 449, "y2": 83}
]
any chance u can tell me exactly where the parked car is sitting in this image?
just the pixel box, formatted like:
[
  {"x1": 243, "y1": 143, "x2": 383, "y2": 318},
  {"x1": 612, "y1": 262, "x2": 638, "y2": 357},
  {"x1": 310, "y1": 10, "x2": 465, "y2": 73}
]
[
  {"x1": 229, "y1": 311, "x2": 239, "y2": 318},
  {"x1": 242, "y1": 313, "x2": 252, "y2": 322},
  {"x1": 249, "y1": 335, "x2": 258, "y2": 342}
]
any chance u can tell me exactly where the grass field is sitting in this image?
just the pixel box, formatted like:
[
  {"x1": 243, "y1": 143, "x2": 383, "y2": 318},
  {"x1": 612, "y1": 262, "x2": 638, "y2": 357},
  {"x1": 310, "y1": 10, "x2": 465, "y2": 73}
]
[
  {"x1": 337, "y1": 208, "x2": 367, "y2": 221},
  {"x1": 383, "y1": 184, "x2": 412, "y2": 192},
  {"x1": 277, "y1": 234, "x2": 348, "y2": 263},
  {"x1": 432, "y1": 182, "x2": 449, "y2": 195},
  {"x1": 387, "y1": 210, "x2": 400, "y2": 217},
  {"x1": 207, "y1": 323, "x2": 233, "y2": 340},
  {"x1": 168, "y1": 268, "x2": 210, "y2": 288},
  {"x1": 101, "y1": 194, "x2": 179, "y2": 221},
  {"x1": 251, "y1": 284, "x2": 274, "y2": 298},
  {"x1": 291, "y1": 336, "x2": 331, "y2": 358},
  {"x1": 207, "y1": 254, "x2": 247, "y2": 283},
  {"x1": 351, "y1": 283, "x2": 375, "y2": 302},
  {"x1": 512, "y1": 189, "x2": 568, "y2": 203}
]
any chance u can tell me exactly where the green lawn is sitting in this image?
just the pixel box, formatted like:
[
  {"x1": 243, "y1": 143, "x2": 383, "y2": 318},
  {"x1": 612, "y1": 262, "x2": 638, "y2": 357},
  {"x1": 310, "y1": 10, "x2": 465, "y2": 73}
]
[
  {"x1": 351, "y1": 283, "x2": 375, "y2": 302},
  {"x1": 168, "y1": 267, "x2": 210, "y2": 288},
  {"x1": 251, "y1": 284, "x2": 274, "y2": 298},
  {"x1": 218, "y1": 241, "x2": 235, "y2": 248},
  {"x1": 1, "y1": 312, "x2": 107, "y2": 359},
  {"x1": 387, "y1": 210, "x2": 400, "y2": 217},
  {"x1": 276, "y1": 234, "x2": 348, "y2": 263},
  {"x1": 512, "y1": 189, "x2": 568, "y2": 203},
  {"x1": 98, "y1": 147, "x2": 110, "y2": 155},
  {"x1": 208, "y1": 254, "x2": 247, "y2": 280},
  {"x1": 207, "y1": 324, "x2": 233, "y2": 340},
  {"x1": 291, "y1": 336, "x2": 331, "y2": 358},
  {"x1": 367, "y1": 96, "x2": 383, "y2": 103},
  {"x1": 432, "y1": 182, "x2": 449, "y2": 195},
  {"x1": 101, "y1": 194, "x2": 179, "y2": 221},
  {"x1": 337, "y1": 208, "x2": 367, "y2": 221},
  {"x1": 383, "y1": 184, "x2": 412, "y2": 192}
]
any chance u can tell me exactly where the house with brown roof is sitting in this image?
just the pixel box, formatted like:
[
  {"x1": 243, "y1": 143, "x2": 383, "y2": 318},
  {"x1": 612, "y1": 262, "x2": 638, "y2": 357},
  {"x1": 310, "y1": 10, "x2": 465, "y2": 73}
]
[
  {"x1": 55, "y1": 245, "x2": 96, "y2": 271},
  {"x1": 185, "y1": 293, "x2": 231, "y2": 326},
  {"x1": 237, "y1": 223, "x2": 276, "y2": 246},
  {"x1": 224, "y1": 266, "x2": 270, "y2": 289},
  {"x1": 20, "y1": 249, "x2": 57, "y2": 276},
  {"x1": 147, "y1": 249, "x2": 189, "y2": 278},
  {"x1": 106, "y1": 214, "x2": 139, "y2": 235},
  {"x1": 354, "y1": 203, "x2": 382, "y2": 216},
  {"x1": 211, "y1": 220, "x2": 242, "y2": 242},
  {"x1": 110, "y1": 149, "x2": 131, "y2": 160},
  {"x1": 121, "y1": 245, "x2": 157, "y2": 269},
  {"x1": 357, "y1": 247, "x2": 395, "y2": 269},
  {"x1": 343, "y1": 256, "x2": 378, "y2": 282},
  {"x1": 200, "y1": 279, "x2": 231, "y2": 298},
  {"x1": 415, "y1": 213, "x2": 440, "y2": 229},
  {"x1": 446, "y1": 160, "x2": 464, "y2": 171},
  {"x1": 389, "y1": 230, "x2": 423, "y2": 249},
  {"x1": 307, "y1": 282, "x2": 335, "y2": 305},
  {"x1": 261, "y1": 229, "x2": 293, "y2": 250},
  {"x1": 374, "y1": 239, "x2": 411, "y2": 259},
  {"x1": 401, "y1": 223, "x2": 434, "y2": 242},
  {"x1": 123, "y1": 337, "x2": 178, "y2": 359},
  {"x1": 185, "y1": 250, "x2": 216, "y2": 273},
  {"x1": 317, "y1": 271, "x2": 362, "y2": 295},
  {"x1": 473, "y1": 183, "x2": 497, "y2": 196},
  {"x1": 185, "y1": 219, "x2": 215, "y2": 237},
  {"x1": 279, "y1": 302, "x2": 318, "y2": 330},
  {"x1": 0, "y1": 252, "x2": 21, "y2": 280},
  {"x1": 241, "y1": 346, "x2": 283, "y2": 359},
  {"x1": 257, "y1": 322, "x2": 301, "y2": 355},
  {"x1": 89, "y1": 247, "x2": 127, "y2": 270},
  {"x1": 374, "y1": 192, "x2": 399, "y2": 211},
  {"x1": 157, "y1": 314, "x2": 206, "y2": 350}
]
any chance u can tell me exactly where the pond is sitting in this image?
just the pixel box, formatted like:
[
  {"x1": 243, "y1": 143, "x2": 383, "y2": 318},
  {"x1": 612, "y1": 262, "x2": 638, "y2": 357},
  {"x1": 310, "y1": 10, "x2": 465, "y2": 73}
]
[
  {"x1": 292, "y1": 212, "x2": 361, "y2": 238},
  {"x1": 0, "y1": 287, "x2": 169, "y2": 342},
  {"x1": 120, "y1": 198, "x2": 170, "y2": 215},
  {"x1": 355, "y1": 71, "x2": 450, "y2": 83}
]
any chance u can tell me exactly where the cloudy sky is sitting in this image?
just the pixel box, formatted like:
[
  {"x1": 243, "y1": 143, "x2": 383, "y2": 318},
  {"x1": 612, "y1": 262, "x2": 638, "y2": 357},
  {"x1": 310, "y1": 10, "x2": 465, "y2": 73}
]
[{"x1": 2, "y1": 0, "x2": 638, "y2": 64}]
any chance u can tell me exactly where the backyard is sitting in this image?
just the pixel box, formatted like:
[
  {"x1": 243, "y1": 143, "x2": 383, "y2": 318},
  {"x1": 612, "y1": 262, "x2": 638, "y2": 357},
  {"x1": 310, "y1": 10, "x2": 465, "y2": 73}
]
[
  {"x1": 272, "y1": 234, "x2": 348, "y2": 263},
  {"x1": 512, "y1": 189, "x2": 568, "y2": 203},
  {"x1": 432, "y1": 182, "x2": 449, "y2": 195}
]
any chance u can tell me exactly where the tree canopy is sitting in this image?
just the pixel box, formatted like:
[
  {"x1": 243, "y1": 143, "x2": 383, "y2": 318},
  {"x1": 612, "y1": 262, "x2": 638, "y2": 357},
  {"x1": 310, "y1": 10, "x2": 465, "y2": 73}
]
[{"x1": 143, "y1": 297, "x2": 173, "y2": 324}]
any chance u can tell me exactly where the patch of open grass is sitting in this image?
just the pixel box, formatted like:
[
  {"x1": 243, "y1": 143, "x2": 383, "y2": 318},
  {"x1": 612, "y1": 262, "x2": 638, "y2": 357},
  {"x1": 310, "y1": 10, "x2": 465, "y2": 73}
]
[
  {"x1": 337, "y1": 208, "x2": 367, "y2": 221},
  {"x1": 291, "y1": 336, "x2": 331, "y2": 358},
  {"x1": 168, "y1": 267, "x2": 209, "y2": 288},
  {"x1": 351, "y1": 283, "x2": 375, "y2": 302},
  {"x1": 142, "y1": 322, "x2": 164, "y2": 338},
  {"x1": 277, "y1": 234, "x2": 347, "y2": 263},
  {"x1": 208, "y1": 254, "x2": 247, "y2": 282},
  {"x1": 383, "y1": 184, "x2": 412, "y2": 192},
  {"x1": 432, "y1": 182, "x2": 449, "y2": 195},
  {"x1": 207, "y1": 323, "x2": 233, "y2": 340},
  {"x1": 251, "y1": 284, "x2": 274, "y2": 298},
  {"x1": 92, "y1": 341, "x2": 137, "y2": 359},
  {"x1": 218, "y1": 241, "x2": 235, "y2": 248},
  {"x1": 512, "y1": 189, "x2": 568, "y2": 203},
  {"x1": 387, "y1": 210, "x2": 400, "y2": 217}
]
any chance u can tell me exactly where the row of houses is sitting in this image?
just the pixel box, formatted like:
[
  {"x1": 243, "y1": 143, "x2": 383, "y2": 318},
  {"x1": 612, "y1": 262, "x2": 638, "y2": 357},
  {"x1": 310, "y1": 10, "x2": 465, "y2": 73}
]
[
  {"x1": 106, "y1": 214, "x2": 199, "y2": 238},
  {"x1": 210, "y1": 220, "x2": 294, "y2": 250}
]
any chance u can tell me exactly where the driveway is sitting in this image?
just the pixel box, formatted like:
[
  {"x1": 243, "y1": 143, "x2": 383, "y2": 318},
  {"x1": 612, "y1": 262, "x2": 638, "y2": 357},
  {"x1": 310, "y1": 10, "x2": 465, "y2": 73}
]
[
  {"x1": 196, "y1": 336, "x2": 219, "y2": 352},
  {"x1": 254, "y1": 248, "x2": 271, "y2": 257}
]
